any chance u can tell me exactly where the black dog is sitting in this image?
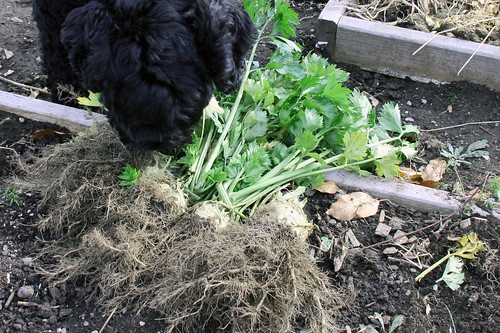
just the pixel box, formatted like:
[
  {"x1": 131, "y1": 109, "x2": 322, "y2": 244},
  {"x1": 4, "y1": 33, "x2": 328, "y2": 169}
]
[{"x1": 33, "y1": 0, "x2": 256, "y2": 151}]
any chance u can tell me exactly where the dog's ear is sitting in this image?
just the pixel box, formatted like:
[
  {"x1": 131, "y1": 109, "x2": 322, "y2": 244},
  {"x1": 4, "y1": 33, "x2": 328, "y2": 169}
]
[
  {"x1": 60, "y1": 1, "x2": 116, "y2": 91},
  {"x1": 188, "y1": 0, "x2": 257, "y2": 94}
]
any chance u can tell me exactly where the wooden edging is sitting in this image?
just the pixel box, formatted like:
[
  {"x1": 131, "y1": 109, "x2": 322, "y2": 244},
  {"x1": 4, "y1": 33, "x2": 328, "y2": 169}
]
[
  {"x1": 316, "y1": 0, "x2": 500, "y2": 91},
  {"x1": 324, "y1": 169, "x2": 499, "y2": 219},
  {"x1": 0, "y1": 90, "x2": 106, "y2": 133}
]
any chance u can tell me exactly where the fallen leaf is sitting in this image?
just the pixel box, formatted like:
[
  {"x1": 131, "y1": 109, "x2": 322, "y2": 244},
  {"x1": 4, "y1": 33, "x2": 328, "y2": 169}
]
[
  {"x1": 398, "y1": 166, "x2": 421, "y2": 181},
  {"x1": 31, "y1": 129, "x2": 68, "y2": 141},
  {"x1": 326, "y1": 192, "x2": 379, "y2": 221},
  {"x1": 315, "y1": 181, "x2": 338, "y2": 194},
  {"x1": 418, "y1": 180, "x2": 439, "y2": 188},
  {"x1": 421, "y1": 157, "x2": 447, "y2": 182}
]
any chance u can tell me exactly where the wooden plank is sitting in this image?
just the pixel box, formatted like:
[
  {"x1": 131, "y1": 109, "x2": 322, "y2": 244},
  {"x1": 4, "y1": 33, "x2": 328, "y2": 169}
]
[
  {"x1": 0, "y1": 90, "x2": 107, "y2": 133},
  {"x1": 324, "y1": 170, "x2": 498, "y2": 218},
  {"x1": 317, "y1": 1, "x2": 500, "y2": 91},
  {"x1": 316, "y1": 0, "x2": 352, "y2": 54}
]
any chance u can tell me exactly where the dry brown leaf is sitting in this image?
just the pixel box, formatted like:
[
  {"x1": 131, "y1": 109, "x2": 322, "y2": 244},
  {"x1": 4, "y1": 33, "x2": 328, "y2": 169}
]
[
  {"x1": 31, "y1": 128, "x2": 68, "y2": 141},
  {"x1": 419, "y1": 180, "x2": 439, "y2": 188},
  {"x1": 326, "y1": 192, "x2": 379, "y2": 221},
  {"x1": 398, "y1": 166, "x2": 421, "y2": 181},
  {"x1": 421, "y1": 157, "x2": 447, "y2": 182},
  {"x1": 315, "y1": 181, "x2": 339, "y2": 194}
]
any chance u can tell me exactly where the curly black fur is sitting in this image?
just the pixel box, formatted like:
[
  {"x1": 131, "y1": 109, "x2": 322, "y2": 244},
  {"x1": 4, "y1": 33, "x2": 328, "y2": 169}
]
[{"x1": 33, "y1": 0, "x2": 256, "y2": 151}]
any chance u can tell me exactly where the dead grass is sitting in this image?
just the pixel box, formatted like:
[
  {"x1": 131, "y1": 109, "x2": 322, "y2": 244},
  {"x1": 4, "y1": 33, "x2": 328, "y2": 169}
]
[
  {"x1": 14, "y1": 122, "x2": 344, "y2": 332},
  {"x1": 349, "y1": 0, "x2": 499, "y2": 45}
]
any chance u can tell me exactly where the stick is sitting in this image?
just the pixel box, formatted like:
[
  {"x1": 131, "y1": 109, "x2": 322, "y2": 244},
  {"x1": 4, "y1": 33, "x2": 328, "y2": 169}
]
[
  {"x1": 0, "y1": 76, "x2": 49, "y2": 95},
  {"x1": 457, "y1": 26, "x2": 497, "y2": 76},
  {"x1": 362, "y1": 188, "x2": 480, "y2": 251},
  {"x1": 421, "y1": 121, "x2": 500, "y2": 132},
  {"x1": 99, "y1": 306, "x2": 118, "y2": 333}
]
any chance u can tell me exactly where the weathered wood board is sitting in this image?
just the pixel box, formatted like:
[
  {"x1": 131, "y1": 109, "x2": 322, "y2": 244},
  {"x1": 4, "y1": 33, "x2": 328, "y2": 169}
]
[
  {"x1": 0, "y1": 90, "x2": 107, "y2": 133},
  {"x1": 317, "y1": 0, "x2": 500, "y2": 91}
]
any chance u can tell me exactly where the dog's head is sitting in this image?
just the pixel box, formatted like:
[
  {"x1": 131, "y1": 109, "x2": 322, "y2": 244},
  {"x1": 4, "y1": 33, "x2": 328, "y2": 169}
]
[
  {"x1": 60, "y1": 0, "x2": 256, "y2": 151},
  {"x1": 184, "y1": 0, "x2": 258, "y2": 94}
]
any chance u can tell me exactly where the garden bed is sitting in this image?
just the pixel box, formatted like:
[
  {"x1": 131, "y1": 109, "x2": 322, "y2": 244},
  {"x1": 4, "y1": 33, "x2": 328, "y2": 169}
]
[{"x1": 317, "y1": 0, "x2": 500, "y2": 91}]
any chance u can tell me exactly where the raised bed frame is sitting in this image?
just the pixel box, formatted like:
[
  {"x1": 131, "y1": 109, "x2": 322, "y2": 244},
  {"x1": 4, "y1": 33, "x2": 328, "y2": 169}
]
[{"x1": 317, "y1": 0, "x2": 500, "y2": 91}]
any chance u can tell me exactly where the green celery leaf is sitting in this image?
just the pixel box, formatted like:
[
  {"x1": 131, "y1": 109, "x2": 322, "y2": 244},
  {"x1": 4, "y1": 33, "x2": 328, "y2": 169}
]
[
  {"x1": 207, "y1": 167, "x2": 228, "y2": 183},
  {"x1": 374, "y1": 152, "x2": 400, "y2": 178},
  {"x1": 378, "y1": 102, "x2": 403, "y2": 134},
  {"x1": 117, "y1": 165, "x2": 141, "y2": 187},
  {"x1": 323, "y1": 80, "x2": 352, "y2": 106},
  {"x1": 296, "y1": 130, "x2": 319, "y2": 155},
  {"x1": 342, "y1": 132, "x2": 368, "y2": 162},
  {"x1": 243, "y1": 109, "x2": 269, "y2": 140},
  {"x1": 77, "y1": 91, "x2": 104, "y2": 107},
  {"x1": 272, "y1": 0, "x2": 299, "y2": 38}
]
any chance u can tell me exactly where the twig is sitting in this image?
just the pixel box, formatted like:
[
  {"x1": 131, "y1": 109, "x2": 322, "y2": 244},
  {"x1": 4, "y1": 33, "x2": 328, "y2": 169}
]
[
  {"x1": 362, "y1": 188, "x2": 480, "y2": 251},
  {"x1": 421, "y1": 120, "x2": 500, "y2": 132},
  {"x1": 0, "y1": 76, "x2": 49, "y2": 94},
  {"x1": 457, "y1": 25, "x2": 497, "y2": 75},
  {"x1": 4, "y1": 291, "x2": 15, "y2": 309},
  {"x1": 479, "y1": 126, "x2": 496, "y2": 137},
  {"x1": 99, "y1": 306, "x2": 118, "y2": 333}
]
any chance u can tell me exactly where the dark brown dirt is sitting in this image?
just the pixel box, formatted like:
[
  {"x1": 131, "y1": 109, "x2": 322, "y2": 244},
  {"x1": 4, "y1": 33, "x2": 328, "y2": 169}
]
[{"x1": 1, "y1": 0, "x2": 499, "y2": 332}]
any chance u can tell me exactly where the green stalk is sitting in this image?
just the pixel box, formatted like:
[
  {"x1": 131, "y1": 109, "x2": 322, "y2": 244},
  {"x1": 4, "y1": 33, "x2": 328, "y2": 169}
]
[
  {"x1": 199, "y1": 17, "x2": 274, "y2": 180},
  {"x1": 232, "y1": 157, "x2": 379, "y2": 207}
]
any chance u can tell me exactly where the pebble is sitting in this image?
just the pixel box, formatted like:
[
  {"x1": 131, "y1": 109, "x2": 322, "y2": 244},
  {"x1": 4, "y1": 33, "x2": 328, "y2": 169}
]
[
  {"x1": 83, "y1": 321, "x2": 90, "y2": 327},
  {"x1": 460, "y1": 218, "x2": 472, "y2": 229},
  {"x1": 37, "y1": 304, "x2": 53, "y2": 319},
  {"x1": 139, "y1": 321, "x2": 145, "y2": 327},
  {"x1": 17, "y1": 285, "x2": 35, "y2": 299},
  {"x1": 59, "y1": 308, "x2": 73, "y2": 318},
  {"x1": 21, "y1": 257, "x2": 33, "y2": 267},
  {"x1": 388, "y1": 217, "x2": 404, "y2": 230},
  {"x1": 421, "y1": 98, "x2": 427, "y2": 104},
  {"x1": 404, "y1": 117, "x2": 414, "y2": 123},
  {"x1": 374, "y1": 223, "x2": 392, "y2": 237},
  {"x1": 57, "y1": 328, "x2": 67, "y2": 333},
  {"x1": 406, "y1": 101, "x2": 412, "y2": 106},
  {"x1": 383, "y1": 247, "x2": 398, "y2": 255},
  {"x1": 393, "y1": 230, "x2": 409, "y2": 245}
]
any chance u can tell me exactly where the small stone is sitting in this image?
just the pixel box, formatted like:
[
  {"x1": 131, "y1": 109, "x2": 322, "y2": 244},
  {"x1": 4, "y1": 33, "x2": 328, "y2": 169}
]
[
  {"x1": 91, "y1": 331, "x2": 98, "y2": 333},
  {"x1": 393, "y1": 230, "x2": 409, "y2": 245},
  {"x1": 375, "y1": 223, "x2": 392, "y2": 237},
  {"x1": 13, "y1": 323, "x2": 23, "y2": 331},
  {"x1": 460, "y1": 218, "x2": 472, "y2": 229},
  {"x1": 406, "y1": 100, "x2": 412, "y2": 106},
  {"x1": 48, "y1": 286, "x2": 62, "y2": 302},
  {"x1": 21, "y1": 257, "x2": 33, "y2": 267},
  {"x1": 4, "y1": 49, "x2": 14, "y2": 59},
  {"x1": 18, "y1": 117, "x2": 25, "y2": 123},
  {"x1": 57, "y1": 328, "x2": 67, "y2": 333},
  {"x1": 83, "y1": 321, "x2": 90, "y2": 327},
  {"x1": 48, "y1": 315, "x2": 58, "y2": 324},
  {"x1": 388, "y1": 265, "x2": 399, "y2": 271},
  {"x1": 404, "y1": 117, "x2": 415, "y2": 122},
  {"x1": 421, "y1": 98, "x2": 427, "y2": 104},
  {"x1": 59, "y1": 308, "x2": 73, "y2": 318},
  {"x1": 38, "y1": 303, "x2": 53, "y2": 319},
  {"x1": 383, "y1": 247, "x2": 398, "y2": 255},
  {"x1": 17, "y1": 285, "x2": 35, "y2": 299},
  {"x1": 388, "y1": 217, "x2": 404, "y2": 230},
  {"x1": 139, "y1": 321, "x2": 145, "y2": 327}
]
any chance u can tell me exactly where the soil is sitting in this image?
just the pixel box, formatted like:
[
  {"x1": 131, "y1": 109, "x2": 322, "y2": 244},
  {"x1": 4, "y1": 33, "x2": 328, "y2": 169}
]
[{"x1": 1, "y1": 1, "x2": 499, "y2": 332}]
